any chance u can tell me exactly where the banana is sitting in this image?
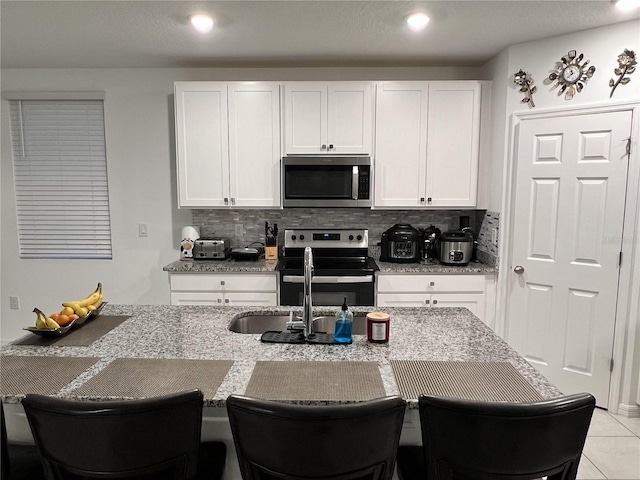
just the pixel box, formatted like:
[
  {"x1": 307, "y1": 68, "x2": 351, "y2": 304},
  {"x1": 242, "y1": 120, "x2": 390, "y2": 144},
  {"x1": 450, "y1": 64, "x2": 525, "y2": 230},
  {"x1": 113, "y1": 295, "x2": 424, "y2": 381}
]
[
  {"x1": 33, "y1": 307, "x2": 60, "y2": 330},
  {"x1": 92, "y1": 283, "x2": 103, "y2": 309},
  {"x1": 63, "y1": 283, "x2": 102, "y2": 309}
]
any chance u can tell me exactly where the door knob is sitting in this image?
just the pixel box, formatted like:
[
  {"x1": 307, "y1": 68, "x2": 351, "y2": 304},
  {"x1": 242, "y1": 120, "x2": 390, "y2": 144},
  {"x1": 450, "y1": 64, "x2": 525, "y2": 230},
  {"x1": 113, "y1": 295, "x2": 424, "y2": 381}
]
[{"x1": 514, "y1": 265, "x2": 525, "y2": 274}]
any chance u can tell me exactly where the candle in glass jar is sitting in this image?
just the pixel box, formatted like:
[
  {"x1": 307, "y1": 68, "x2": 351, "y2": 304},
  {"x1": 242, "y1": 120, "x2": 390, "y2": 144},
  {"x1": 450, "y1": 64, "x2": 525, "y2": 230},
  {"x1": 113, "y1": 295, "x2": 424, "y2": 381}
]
[{"x1": 367, "y1": 312, "x2": 390, "y2": 343}]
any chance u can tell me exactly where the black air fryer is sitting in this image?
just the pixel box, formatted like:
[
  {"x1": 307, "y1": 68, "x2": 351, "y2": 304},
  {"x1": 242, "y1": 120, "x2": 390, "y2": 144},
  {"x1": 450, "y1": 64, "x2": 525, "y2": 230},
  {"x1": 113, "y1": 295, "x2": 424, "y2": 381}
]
[{"x1": 380, "y1": 224, "x2": 421, "y2": 263}]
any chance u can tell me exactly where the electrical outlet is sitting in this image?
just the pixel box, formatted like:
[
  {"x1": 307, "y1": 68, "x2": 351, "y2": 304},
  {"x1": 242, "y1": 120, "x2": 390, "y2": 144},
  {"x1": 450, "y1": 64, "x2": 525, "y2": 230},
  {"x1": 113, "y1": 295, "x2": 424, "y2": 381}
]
[
  {"x1": 138, "y1": 223, "x2": 148, "y2": 237},
  {"x1": 235, "y1": 224, "x2": 244, "y2": 236},
  {"x1": 491, "y1": 228, "x2": 498, "y2": 246},
  {"x1": 10, "y1": 296, "x2": 20, "y2": 310}
]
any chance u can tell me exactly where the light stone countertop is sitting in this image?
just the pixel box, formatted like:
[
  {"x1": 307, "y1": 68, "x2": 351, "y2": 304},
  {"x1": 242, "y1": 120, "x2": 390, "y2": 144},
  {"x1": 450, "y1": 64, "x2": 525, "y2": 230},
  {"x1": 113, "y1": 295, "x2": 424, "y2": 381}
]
[
  {"x1": 1, "y1": 304, "x2": 558, "y2": 407},
  {"x1": 163, "y1": 259, "x2": 279, "y2": 273},
  {"x1": 162, "y1": 258, "x2": 496, "y2": 275},
  {"x1": 375, "y1": 259, "x2": 495, "y2": 274}
]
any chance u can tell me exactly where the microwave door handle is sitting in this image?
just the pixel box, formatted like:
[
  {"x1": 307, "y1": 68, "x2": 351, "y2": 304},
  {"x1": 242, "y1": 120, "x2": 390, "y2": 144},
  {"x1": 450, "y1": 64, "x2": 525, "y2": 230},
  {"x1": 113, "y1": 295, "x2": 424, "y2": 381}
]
[{"x1": 352, "y1": 166, "x2": 359, "y2": 200}]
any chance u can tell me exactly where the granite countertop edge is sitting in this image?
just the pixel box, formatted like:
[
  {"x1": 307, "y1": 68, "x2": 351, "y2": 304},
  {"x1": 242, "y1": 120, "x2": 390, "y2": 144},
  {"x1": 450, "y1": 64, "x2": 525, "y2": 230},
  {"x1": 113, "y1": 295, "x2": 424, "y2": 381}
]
[{"x1": 163, "y1": 259, "x2": 496, "y2": 275}]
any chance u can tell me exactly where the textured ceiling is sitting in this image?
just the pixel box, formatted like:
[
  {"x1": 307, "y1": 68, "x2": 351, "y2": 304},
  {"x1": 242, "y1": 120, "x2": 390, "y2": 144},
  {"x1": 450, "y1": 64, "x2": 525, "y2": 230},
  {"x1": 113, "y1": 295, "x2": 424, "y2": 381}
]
[{"x1": 1, "y1": 1, "x2": 638, "y2": 68}]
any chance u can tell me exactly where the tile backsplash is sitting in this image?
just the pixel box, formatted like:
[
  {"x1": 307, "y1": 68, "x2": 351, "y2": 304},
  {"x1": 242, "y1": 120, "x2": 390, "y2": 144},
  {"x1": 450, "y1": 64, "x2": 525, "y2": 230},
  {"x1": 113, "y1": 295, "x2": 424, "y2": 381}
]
[{"x1": 192, "y1": 208, "x2": 490, "y2": 246}]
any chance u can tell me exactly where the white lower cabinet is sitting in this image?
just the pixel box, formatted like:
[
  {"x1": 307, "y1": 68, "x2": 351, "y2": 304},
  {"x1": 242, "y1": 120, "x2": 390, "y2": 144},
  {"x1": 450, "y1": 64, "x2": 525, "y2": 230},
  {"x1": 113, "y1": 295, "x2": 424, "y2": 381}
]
[
  {"x1": 169, "y1": 273, "x2": 278, "y2": 306},
  {"x1": 376, "y1": 273, "x2": 489, "y2": 324}
]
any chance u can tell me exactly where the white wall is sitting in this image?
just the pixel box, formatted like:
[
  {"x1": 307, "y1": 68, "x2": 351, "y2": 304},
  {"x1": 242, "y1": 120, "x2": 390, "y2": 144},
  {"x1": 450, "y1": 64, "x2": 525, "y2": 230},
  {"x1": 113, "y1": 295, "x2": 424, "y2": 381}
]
[
  {"x1": 0, "y1": 65, "x2": 484, "y2": 344},
  {"x1": 489, "y1": 19, "x2": 640, "y2": 413}
]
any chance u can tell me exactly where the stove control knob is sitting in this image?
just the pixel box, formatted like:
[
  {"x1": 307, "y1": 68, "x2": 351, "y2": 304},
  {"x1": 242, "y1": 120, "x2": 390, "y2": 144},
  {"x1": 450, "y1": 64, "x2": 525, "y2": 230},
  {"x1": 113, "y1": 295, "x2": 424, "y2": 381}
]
[
  {"x1": 357, "y1": 235, "x2": 363, "y2": 241},
  {"x1": 299, "y1": 234, "x2": 305, "y2": 240},
  {"x1": 291, "y1": 235, "x2": 297, "y2": 241},
  {"x1": 349, "y1": 235, "x2": 354, "y2": 241}
]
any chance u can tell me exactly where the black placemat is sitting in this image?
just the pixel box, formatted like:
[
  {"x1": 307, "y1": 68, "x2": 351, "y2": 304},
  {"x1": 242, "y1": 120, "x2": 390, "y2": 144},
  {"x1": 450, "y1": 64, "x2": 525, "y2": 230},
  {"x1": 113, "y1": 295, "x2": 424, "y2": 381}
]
[
  {"x1": 13, "y1": 316, "x2": 130, "y2": 347},
  {"x1": 391, "y1": 360, "x2": 544, "y2": 402},
  {"x1": 245, "y1": 361, "x2": 385, "y2": 401},
  {"x1": 71, "y1": 358, "x2": 234, "y2": 398},
  {"x1": 0, "y1": 356, "x2": 100, "y2": 395}
]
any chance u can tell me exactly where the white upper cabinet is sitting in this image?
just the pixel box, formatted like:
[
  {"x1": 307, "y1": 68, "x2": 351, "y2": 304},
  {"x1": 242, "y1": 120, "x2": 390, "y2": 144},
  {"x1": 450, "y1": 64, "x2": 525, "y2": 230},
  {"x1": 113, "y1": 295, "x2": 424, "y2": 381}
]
[
  {"x1": 374, "y1": 82, "x2": 429, "y2": 207},
  {"x1": 228, "y1": 83, "x2": 281, "y2": 207},
  {"x1": 175, "y1": 82, "x2": 229, "y2": 207},
  {"x1": 425, "y1": 82, "x2": 480, "y2": 207},
  {"x1": 374, "y1": 81, "x2": 481, "y2": 208},
  {"x1": 174, "y1": 82, "x2": 281, "y2": 208},
  {"x1": 284, "y1": 82, "x2": 373, "y2": 154}
]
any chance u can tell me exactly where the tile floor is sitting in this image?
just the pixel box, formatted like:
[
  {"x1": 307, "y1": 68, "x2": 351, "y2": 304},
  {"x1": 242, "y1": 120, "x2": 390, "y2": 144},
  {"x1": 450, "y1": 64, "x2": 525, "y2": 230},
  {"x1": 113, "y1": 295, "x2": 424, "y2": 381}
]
[{"x1": 577, "y1": 408, "x2": 640, "y2": 479}]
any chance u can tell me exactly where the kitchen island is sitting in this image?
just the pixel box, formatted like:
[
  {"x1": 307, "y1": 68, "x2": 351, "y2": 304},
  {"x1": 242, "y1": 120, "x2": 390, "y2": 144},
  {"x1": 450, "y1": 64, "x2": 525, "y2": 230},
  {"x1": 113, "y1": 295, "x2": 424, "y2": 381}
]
[{"x1": 1, "y1": 304, "x2": 559, "y2": 479}]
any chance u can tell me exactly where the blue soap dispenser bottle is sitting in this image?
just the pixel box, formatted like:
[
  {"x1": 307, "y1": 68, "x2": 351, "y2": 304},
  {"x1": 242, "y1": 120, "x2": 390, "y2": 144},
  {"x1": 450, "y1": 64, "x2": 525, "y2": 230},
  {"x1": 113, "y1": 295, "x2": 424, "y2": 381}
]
[{"x1": 334, "y1": 297, "x2": 353, "y2": 344}]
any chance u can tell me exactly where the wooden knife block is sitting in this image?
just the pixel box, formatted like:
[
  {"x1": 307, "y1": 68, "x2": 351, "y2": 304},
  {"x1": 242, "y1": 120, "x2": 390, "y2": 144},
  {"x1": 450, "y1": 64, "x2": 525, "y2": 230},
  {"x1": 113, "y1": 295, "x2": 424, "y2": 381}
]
[{"x1": 265, "y1": 246, "x2": 278, "y2": 260}]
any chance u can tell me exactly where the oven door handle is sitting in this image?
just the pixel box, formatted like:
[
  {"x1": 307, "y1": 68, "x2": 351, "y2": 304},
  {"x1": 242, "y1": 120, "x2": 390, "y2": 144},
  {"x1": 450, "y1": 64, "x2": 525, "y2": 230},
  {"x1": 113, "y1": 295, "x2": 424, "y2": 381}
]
[{"x1": 282, "y1": 275, "x2": 374, "y2": 284}]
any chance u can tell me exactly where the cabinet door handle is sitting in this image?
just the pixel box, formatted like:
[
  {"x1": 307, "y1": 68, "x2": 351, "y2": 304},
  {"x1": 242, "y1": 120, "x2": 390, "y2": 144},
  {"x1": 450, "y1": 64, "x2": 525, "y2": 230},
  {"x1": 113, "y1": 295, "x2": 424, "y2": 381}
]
[
  {"x1": 329, "y1": 144, "x2": 334, "y2": 150},
  {"x1": 224, "y1": 298, "x2": 230, "y2": 304},
  {"x1": 220, "y1": 281, "x2": 226, "y2": 286},
  {"x1": 433, "y1": 300, "x2": 438, "y2": 305},
  {"x1": 429, "y1": 281, "x2": 435, "y2": 287},
  {"x1": 224, "y1": 197, "x2": 229, "y2": 205},
  {"x1": 420, "y1": 197, "x2": 425, "y2": 203},
  {"x1": 427, "y1": 197, "x2": 432, "y2": 204},
  {"x1": 231, "y1": 198, "x2": 236, "y2": 205},
  {"x1": 217, "y1": 298, "x2": 222, "y2": 303},
  {"x1": 321, "y1": 144, "x2": 327, "y2": 150},
  {"x1": 425, "y1": 299, "x2": 430, "y2": 305}
]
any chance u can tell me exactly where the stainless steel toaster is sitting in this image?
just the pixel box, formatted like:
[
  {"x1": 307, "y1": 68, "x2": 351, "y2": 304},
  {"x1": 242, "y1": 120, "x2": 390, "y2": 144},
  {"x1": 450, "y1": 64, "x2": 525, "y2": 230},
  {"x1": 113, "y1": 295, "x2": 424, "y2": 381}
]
[{"x1": 193, "y1": 238, "x2": 230, "y2": 260}]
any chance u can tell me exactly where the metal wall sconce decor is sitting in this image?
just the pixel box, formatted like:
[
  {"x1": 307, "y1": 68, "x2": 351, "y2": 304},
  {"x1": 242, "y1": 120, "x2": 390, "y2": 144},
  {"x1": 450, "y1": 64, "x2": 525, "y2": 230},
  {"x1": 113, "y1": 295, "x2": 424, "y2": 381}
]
[
  {"x1": 610, "y1": 49, "x2": 636, "y2": 98},
  {"x1": 513, "y1": 69, "x2": 537, "y2": 107},
  {"x1": 548, "y1": 50, "x2": 596, "y2": 100}
]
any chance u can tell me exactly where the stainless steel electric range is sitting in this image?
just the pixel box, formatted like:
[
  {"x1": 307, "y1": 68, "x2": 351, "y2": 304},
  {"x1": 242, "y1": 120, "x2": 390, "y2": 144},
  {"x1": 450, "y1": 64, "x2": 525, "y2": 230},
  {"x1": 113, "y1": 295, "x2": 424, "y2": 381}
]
[{"x1": 277, "y1": 228, "x2": 379, "y2": 307}]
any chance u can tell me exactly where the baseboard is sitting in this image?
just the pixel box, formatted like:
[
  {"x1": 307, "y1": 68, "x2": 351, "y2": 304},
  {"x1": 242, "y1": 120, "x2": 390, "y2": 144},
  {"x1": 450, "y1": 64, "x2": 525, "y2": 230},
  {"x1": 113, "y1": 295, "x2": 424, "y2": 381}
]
[{"x1": 617, "y1": 403, "x2": 640, "y2": 418}]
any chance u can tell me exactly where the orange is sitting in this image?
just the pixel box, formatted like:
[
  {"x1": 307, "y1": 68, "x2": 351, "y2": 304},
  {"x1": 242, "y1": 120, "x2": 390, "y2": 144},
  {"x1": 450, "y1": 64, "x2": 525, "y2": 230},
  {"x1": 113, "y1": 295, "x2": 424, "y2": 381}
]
[
  {"x1": 50, "y1": 313, "x2": 60, "y2": 320},
  {"x1": 57, "y1": 314, "x2": 71, "y2": 326},
  {"x1": 68, "y1": 314, "x2": 79, "y2": 321}
]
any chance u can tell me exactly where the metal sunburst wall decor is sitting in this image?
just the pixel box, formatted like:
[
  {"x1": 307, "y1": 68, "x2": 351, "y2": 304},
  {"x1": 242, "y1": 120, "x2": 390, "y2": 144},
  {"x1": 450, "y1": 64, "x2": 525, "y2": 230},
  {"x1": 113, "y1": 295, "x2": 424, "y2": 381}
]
[
  {"x1": 610, "y1": 49, "x2": 637, "y2": 98},
  {"x1": 513, "y1": 69, "x2": 537, "y2": 108},
  {"x1": 548, "y1": 50, "x2": 596, "y2": 100}
]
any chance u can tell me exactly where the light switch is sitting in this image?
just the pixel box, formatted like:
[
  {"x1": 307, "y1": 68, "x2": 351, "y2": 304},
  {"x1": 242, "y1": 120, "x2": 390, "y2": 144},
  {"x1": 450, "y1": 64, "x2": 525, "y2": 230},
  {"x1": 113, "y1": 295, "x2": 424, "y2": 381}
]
[
  {"x1": 235, "y1": 224, "x2": 244, "y2": 236},
  {"x1": 139, "y1": 223, "x2": 148, "y2": 237},
  {"x1": 10, "y1": 296, "x2": 20, "y2": 310}
]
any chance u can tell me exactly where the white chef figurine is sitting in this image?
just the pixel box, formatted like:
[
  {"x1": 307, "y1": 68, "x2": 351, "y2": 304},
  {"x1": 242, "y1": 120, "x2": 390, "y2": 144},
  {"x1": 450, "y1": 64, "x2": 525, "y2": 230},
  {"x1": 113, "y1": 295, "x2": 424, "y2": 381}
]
[{"x1": 180, "y1": 226, "x2": 200, "y2": 260}]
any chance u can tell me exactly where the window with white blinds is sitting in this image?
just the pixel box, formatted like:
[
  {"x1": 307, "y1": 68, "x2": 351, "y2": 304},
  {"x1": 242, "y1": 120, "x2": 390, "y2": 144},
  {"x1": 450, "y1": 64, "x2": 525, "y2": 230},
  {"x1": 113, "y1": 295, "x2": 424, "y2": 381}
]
[{"x1": 9, "y1": 99, "x2": 112, "y2": 259}]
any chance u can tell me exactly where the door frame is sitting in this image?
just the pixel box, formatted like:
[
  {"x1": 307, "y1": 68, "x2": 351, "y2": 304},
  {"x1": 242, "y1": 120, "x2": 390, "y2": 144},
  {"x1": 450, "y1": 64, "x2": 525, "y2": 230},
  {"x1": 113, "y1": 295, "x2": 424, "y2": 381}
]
[{"x1": 496, "y1": 100, "x2": 640, "y2": 414}]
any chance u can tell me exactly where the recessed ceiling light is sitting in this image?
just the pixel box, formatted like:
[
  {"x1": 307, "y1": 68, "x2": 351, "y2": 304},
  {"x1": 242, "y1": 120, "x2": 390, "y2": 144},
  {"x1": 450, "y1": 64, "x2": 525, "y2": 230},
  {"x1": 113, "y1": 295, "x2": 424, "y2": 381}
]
[
  {"x1": 615, "y1": 0, "x2": 640, "y2": 11},
  {"x1": 191, "y1": 14, "x2": 214, "y2": 34},
  {"x1": 406, "y1": 13, "x2": 430, "y2": 32}
]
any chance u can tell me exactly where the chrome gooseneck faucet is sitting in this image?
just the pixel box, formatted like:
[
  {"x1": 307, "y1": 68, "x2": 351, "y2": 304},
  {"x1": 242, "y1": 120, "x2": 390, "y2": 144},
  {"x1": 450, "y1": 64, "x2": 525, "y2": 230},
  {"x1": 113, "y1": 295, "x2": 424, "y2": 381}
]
[{"x1": 302, "y1": 246, "x2": 314, "y2": 338}]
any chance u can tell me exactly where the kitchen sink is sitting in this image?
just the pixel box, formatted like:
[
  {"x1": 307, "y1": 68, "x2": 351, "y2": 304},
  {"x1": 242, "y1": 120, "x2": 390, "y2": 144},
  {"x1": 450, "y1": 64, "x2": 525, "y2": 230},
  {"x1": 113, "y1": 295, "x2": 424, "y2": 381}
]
[{"x1": 228, "y1": 313, "x2": 367, "y2": 335}]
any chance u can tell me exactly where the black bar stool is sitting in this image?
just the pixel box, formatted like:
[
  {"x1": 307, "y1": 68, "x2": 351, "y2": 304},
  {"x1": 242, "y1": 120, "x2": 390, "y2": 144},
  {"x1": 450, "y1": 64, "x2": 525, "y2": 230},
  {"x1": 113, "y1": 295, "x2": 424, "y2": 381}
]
[
  {"x1": 396, "y1": 392, "x2": 595, "y2": 480},
  {"x1": 227, "y1": 395, "x2": 406, "y2": 480},
  {"x1": 22, "y1": 389, "x2": 226, "y2": 480}
]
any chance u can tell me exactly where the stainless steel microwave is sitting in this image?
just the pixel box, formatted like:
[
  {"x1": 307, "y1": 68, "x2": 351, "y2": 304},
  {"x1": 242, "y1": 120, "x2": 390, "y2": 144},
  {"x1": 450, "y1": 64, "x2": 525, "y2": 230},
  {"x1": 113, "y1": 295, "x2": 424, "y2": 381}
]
[{"x1": 282, "y1": 156, "x2": 372, "y2": 207}]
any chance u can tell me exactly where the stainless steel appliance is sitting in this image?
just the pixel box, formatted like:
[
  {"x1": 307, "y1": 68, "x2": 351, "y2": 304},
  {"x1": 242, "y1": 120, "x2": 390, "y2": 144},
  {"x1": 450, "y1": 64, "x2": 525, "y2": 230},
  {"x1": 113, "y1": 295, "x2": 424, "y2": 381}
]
[
  {"x1": 380, "y1": 224, "x2": 421, "y2": 263},
  {"x1": 278, "y1": 229, "x2": 378, "y2": 306},
  {"x1": 282, "y1": 156, "x2": 371, "y2": 207},
  {"x1": 439, "y1": 232, "x2": 473, "y2": 265},
  {"x1": 193, "y1": 238, "x2": 230, "y2": 260}
]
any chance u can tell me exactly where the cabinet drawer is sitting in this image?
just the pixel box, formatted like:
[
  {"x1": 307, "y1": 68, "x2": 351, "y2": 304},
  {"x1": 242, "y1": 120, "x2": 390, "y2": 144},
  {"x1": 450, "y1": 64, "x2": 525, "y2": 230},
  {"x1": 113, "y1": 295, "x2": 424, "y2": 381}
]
[
  {"x1": 377, "y1": 293, "x2": 428, "y2": 308},
  {"x1": 377, "y1": 274, "x2": 484, "y2": 293},
  {"x1": 170, "y1": 273, "x2": 277, "y2": 292},
  {"x1": 171, "y1": 292, "x2": 224, "y2": 305}
]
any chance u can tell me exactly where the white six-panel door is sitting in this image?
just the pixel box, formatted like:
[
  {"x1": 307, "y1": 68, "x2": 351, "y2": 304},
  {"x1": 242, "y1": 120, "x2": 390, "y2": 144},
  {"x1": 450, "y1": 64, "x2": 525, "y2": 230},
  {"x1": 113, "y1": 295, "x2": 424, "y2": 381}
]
[{"x1": 507, "y1": 109, "x2": 632, "y2": 408}]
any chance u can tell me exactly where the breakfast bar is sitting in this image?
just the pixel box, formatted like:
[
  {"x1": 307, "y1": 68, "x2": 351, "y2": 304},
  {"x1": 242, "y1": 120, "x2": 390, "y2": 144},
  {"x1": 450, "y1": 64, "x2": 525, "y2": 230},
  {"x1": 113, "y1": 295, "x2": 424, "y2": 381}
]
[{"x1": 1, "y1": 304, "x2": 561, "y2": 480}]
